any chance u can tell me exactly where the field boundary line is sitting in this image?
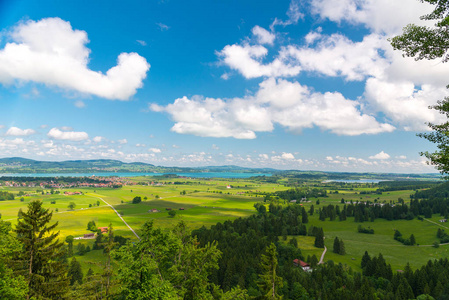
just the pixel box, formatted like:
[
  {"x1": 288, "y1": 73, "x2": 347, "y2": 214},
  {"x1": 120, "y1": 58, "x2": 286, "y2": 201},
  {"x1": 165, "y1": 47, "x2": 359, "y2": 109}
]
[
  {"x1": 423, "y1": 218, "x2": 449, "y2": 229},
  {"x1": 92, "y1": 195, "x2": 140, "y2": 240}
]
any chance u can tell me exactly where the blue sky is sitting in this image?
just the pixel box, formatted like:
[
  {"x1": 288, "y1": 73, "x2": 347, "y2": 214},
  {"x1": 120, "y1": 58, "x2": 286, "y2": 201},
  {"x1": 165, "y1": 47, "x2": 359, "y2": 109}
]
[{"x1": 0, "y1": 0, "x2": 446, "y2": 173}]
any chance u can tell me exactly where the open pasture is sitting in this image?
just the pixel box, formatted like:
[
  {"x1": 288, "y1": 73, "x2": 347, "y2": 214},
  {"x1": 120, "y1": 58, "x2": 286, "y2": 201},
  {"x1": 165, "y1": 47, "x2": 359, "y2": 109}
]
[{"x1": 1, "y1": 177, "x2": 448, "y2": 273}]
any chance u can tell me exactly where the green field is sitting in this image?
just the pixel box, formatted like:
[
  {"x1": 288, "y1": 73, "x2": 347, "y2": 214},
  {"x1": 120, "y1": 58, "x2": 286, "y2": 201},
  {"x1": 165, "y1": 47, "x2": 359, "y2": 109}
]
[{"x1": 1, "y1": 177, "x2": 448, "y2": 273}]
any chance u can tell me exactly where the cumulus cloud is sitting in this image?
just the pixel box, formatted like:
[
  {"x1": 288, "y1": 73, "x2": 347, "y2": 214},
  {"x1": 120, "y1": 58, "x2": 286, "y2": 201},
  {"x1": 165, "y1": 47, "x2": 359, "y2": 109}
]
[
  {"x1": 6, "y1": 126, "x2": 36, "y2": 136},
  {"x1": 149, "y1": 148, "x2": 162, "y2": 153},
  {"x1": 252, "y1": 26, "x2": 275, "y2": 45},
  {"x1": 283, "y1": 33, "x2": 388, "y2": 81},
  {"x1": 369, "y1": 151, "x2": 390, "y2": 160},
  {"x1": 47, "y1": 128, "x2": 88, "y2": 141},
  {"x1": 118, "y1": 139, "x2": 128, "y2": 144},
  {"x1": 218, "y1": 44, "x2": 301, "y2": 79},
  {"x1": 0, "y1": 18, "x2": 150, "y2": 100},
  {"x1": 309, "y1": 0, "x2": 434, "y2": 35},
  {"x1": 92, "y1": 136, "x2": 104, "y2": 143},
  {"x1": 152, "y1": 78, "x2": 394, "y2": 138}
]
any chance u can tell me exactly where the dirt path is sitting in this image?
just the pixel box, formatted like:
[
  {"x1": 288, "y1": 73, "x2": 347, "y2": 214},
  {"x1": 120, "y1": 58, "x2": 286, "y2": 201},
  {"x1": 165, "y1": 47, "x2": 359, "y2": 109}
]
[
  {"x1": 318, "y1": 245, "x2": 327, "y2": 264},
  {"x1": 92, "y1": 195, "x2": 140, "y2": 240}
]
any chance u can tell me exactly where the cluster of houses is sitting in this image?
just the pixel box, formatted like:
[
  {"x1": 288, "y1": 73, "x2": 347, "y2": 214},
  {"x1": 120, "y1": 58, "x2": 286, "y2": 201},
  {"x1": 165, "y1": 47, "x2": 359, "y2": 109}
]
[{"x1": 0, "y1": 176, "x2": 132, "y2": 189}]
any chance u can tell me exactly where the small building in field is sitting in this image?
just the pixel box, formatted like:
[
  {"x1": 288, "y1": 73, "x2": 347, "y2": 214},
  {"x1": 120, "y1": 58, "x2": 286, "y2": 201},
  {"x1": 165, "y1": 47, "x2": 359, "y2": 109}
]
[
  {"x1": 149, "y1": 209, "x2": 159, "y2": 213},
  {"x1": 84, "y1": 233, "x2": 95, "y2": 239},
  {"x1": 98, "y1": 227, "x2": 108, "y2": 233},
  {"x1": 166, "y1": 208, "x2": 172, "y2": 211},
  {"x1": 179, "y1": 208, "x2": 185, "y2": 210},
  {"x1": 439, "y1": 219, "x2": 447, "y2": 223},
  {"x1": 293, "y1": 259, "x2": 311, "y2": 272}
]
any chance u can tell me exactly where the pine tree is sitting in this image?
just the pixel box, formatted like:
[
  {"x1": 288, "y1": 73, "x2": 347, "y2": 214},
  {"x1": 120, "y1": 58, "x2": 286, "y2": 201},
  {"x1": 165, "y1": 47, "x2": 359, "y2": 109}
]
[
  {"x1": 333, "y1": 237, "x2": 340, "y2": 254},
  {"x1": 314, "y1": 228, "x2": 325, "y2": 248},
  {"x1": 14, "y1": 200, "x2": 69, "y2": 299},
  {"x1": 339, "y1": 239, "x2": 345, "y2": 255},
  {"x1": 410, "y1": 234, "x2": 416, "y2": 246},
  {"x1": 361, "y1": 251, "x2": 371, "y2": 269},
  {"x1": 257, "y1": 243, "x2": 283, "y2": 300},
  {"x1": 301, "y1": 207, "x2": 309, "y2": 224},
  {"x1": 68, "y1": 257, "x2": 83, "y2": 286}
]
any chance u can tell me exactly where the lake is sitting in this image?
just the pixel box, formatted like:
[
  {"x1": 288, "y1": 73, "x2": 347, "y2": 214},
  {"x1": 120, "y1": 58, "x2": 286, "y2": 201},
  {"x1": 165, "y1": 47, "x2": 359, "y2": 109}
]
[{"x1": 323, "y1": 179, "x2": 387, "y2": 183}]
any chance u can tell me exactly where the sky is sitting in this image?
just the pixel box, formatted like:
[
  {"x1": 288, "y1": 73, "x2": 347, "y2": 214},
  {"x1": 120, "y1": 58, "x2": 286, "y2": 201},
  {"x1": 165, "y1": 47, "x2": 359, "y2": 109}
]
[{"x1": 0, "y1": 0, "x2": 446, "y2": 173}]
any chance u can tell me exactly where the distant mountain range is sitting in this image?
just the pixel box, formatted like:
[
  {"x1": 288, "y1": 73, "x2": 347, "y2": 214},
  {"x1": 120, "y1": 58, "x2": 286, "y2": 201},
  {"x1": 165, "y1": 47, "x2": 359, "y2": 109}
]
[
  {"x1": 0, "y1": 157, "x2": 276, "y2": 174},
  {"x1": 0, "y1": 157, "x2": 441, "y2": 181}
]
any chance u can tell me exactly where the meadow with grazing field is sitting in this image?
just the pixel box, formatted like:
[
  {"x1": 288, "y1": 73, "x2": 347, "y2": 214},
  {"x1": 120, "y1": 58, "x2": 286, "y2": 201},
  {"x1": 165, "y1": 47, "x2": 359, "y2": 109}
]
[{"x1": 1, "y1": 176, "x2": 448, "y2": 274}]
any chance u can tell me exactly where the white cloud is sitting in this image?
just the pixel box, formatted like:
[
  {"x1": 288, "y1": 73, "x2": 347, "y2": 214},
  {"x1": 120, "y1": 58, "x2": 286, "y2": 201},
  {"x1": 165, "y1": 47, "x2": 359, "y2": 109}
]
[
  {"x1": 270, "y1": 0, "x2": 304, "y2": 30},
  {"x1": 118, "y1": 139, "x2": 128, "y2": 144},
  {"x1": 6, "y1": 126, "x2": 36, "y2": 136},
  {"x1": 0, "y1": 18, "x2": 150, "y2": 100},
  {"x1": 74, "y1": 100, "x2": 85, "y2": 108},
  {"x1": 149, "y1": 148, "x2": 162, "y2": 153},
  {"x1": 369, "y1": 151, "x2": 390, "y2": 160},
  {"x1": 47, "y1": 128, "x2": 88, "y2": 141},
  {"x1": 136, "y1": 40, "x2": 147, "y2": 46},
  {"x1": 0, "y1": 125, "x2": 4, "y2": 129},
  {"x1": 281, "y1": 152, "x2": 295, "y2": 160},
  {"x1": 309, "y1": 0, "x2": 434, "y2": 35},
  {"x1": 92, "y1": 136, "x2": 104, "y2": 143},
  {"x1": 221, "y1": 73, "x2": 230, "y2": 80},
  {"x1": 156, "y1": 23, "x2": 170, "y2": 31},
  {"x1": 218, "y1": 43, "x2": 301, "y2": 79},
  {"x1": 283, "y1": 33, "x2": 388, "y2": 81},
  {"x1": 152, "y1": 78, "x2": 394, "y2": 138},
  {"x1": 252, "y1": 26, "x2": 275, "y2": 45},
  {"x1": 212, "y1": 144, "x2": 219, "y2": 150}
]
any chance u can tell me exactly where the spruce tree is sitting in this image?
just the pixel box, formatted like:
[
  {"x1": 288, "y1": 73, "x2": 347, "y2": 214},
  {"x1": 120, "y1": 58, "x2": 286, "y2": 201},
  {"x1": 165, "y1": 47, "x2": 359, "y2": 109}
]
[
  {"x1": 68, "y1": 257, "x2": 83, "y2": 286},
  {"x1": 257, "y1": 243, "x2": 283, "y2": 300},
  {"x1": 301, "y1": 207, "x2": 308, "y2": 224},
  {"x1": 314, "y1": 228, "x2": 325, "y2": 248},
  {"x1": 14, "y1": 200, "x2": 69, "y2": 299},
  {"x1": 333, "y1": 237, "x2": 340, "y2": 254},
  {"x1": 361, "y1": 251, "x2": 371, "y2": 269},
  {"x1": 410, "y1": 234, "x2": 416, "y2": 246},
  {"x1": 339, "y1": 239, "x2": 345, "y2": 255}
]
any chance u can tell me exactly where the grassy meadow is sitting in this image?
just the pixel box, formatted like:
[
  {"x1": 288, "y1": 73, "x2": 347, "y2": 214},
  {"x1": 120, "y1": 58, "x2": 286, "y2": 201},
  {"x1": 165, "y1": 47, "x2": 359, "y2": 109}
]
[{"x1": 1, "y1": 177, "x2": 448, "y2": 273}]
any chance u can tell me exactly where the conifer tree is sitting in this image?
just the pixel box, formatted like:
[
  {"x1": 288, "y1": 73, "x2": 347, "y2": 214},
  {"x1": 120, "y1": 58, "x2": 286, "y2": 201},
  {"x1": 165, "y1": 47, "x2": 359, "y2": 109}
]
[
  {"x1": 410, "y1": 234, "x2": 416, "y2": 246},
  {"x1": 257, "y1": 243, "x2": 283, "y2": 300},
  {"x1": 14, "y1": 200, "x2": 69, "y2": 299},
  {"x1": 333, "y1": 237, "x2": 340, "y2": 254},
  {"x1": 301, "y1": 207, "x2": 308, "y2": 224},
  {"x1": 339, "y1": 239, "x2": 345, "y2": 255},
  {"x1": 314, "y1": 228, "x2": 324, "y2": 248},
  {"x1": 68, "y1": 257, "x2": 83, "y2": 286}
]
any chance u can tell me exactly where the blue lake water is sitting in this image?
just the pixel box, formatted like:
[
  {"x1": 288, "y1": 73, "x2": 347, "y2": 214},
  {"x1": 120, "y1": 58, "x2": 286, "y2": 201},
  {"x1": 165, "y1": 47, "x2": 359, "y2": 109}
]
[
  {"x1": 0, "y1": 172, "x2": 272, "y2": 179},
  {"x1": 323, "y1": 179, "x2": 386, "y2": 183}
]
